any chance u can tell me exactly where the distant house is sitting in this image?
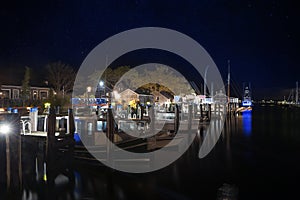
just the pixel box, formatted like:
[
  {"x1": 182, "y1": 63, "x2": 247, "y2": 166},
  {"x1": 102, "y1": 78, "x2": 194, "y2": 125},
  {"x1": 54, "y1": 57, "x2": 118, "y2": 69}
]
[
  {"x1": 118, "y1": 89, "x2": 139, "y2": 104},
  {"x1": 0, "y1": 84, "x2": 50, "y2": 100},
  {"x1": 118, "y1": 89, "x2": 153, "y2": 106},
  {"x1": 151, "y1": 91, "x2": 172, "y2": 105}
]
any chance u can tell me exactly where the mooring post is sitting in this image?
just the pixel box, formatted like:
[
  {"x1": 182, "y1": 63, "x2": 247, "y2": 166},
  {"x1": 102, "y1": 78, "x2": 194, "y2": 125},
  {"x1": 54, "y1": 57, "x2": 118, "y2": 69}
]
[
  {"x1": 107, "y1": 108, "x2": 114, "y2": 143},
  {"x1": 68, "y1": 109, "x2": 75, "y2": 139},
  {"x1": 46, "y1": 108, "x2": 56, "y2": 157},
  {"x1": 150, "y1": 106, "x2": 155, "y2": 133},
  {"x1": 46, "y1": 107, "x2": 56, "y2": 186},
  {"x1": 149, "y1": 106, "x2": 156, "y2": 146},
  {"x1": 188, "y1": 104, "x2": 192, "y2": 131},
  {"x1": 68, "y1": 108, "x2": 75, "y2": 160},
  {"x1": 208, "y1": 104, "x2": 212, "y2": 121},
  {"x1": 174, "y1": 104, "x2": 179, "y2": 134},
  {"x1": 141, "y1": 106, "x2": 144, "y2": 120},
  {"x1": 106, "y1": 108, "x2": 114, "y2": 163},
  {"x1": 200, "y1": 104, "x2": 204, "y2": 122}
]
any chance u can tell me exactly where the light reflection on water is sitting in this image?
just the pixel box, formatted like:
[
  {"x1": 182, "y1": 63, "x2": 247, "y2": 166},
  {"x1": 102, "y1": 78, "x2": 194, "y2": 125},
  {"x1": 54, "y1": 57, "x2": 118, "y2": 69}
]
[
  {"x1": 242, "y1": 111, "x2": 252, "y2": 136},
  {"x1": 1, "y1": 105, "x2": 300, "y2": 199}
]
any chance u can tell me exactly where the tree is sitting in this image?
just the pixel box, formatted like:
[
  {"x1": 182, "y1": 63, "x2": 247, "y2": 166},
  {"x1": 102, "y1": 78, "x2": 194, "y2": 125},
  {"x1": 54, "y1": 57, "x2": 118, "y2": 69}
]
[
  {"x1": 116, "y1": 65, "x2": 194, "y2": 96},
  {"x1": 76, "y1": 65, "x2": 193, "y2": 98},
  {"x1": 46, "y1": 61, "x2": 76, "y2": 97},
  {"x1": 21, "y1": 66, "x2": 31, "y2": 101},
  {"x1": 88, "y1": 66, "x2": 131, "y2": 89},
  {"x1": 85, "y1": 66, "x2": 131, "y2": 97}
]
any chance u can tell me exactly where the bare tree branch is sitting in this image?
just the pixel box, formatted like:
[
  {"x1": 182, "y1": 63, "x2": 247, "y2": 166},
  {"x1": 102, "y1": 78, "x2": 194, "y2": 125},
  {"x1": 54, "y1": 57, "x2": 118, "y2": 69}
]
[{"x1": 46, "y1": 61, "x2": 76, "y2": 95}]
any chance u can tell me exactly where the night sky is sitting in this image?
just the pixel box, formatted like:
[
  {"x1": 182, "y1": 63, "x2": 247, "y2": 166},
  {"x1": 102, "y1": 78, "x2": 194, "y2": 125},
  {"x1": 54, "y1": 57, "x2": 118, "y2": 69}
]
[{"x1": 0, "y1": 0, "x2": 299, "y2": 100}]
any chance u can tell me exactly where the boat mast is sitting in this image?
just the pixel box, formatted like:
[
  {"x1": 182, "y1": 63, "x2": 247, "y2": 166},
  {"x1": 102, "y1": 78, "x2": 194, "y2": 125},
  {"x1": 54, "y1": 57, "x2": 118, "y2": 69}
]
[
  {"x1": 227, "y1": 60, "x2": 230, "y2": 105},
  {"x1": 249, "y1": 82, "x2": 252, "y2": 102},
  {"x1": 296, "y1": 81, "x2": 299, "y2": 104},
  {"x1": 211, "y1": 82, "x2": 214, "y2": 101},
  {"x1": 104, "y1": 55, "x2": 108, "y2": 97},
  {"x1": 204, "y1": 65, "x2": 209, "y2": 97}
]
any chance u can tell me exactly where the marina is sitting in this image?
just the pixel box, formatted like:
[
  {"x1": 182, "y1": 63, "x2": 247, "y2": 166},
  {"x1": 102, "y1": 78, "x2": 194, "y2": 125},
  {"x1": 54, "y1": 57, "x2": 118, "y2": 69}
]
[
  {"x1": 1, "y1": 63, "x2": 299, "y2": 199},
  {"x1": 1, "y1": 1, "x2": 299, "y2": 199}
]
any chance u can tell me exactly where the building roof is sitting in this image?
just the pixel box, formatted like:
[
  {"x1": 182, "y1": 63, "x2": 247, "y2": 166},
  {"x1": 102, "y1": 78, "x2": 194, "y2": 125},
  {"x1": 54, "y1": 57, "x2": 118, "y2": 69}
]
[
  {"x1": 119, "y1": 88, "x2": 138, "y2": 96},
  {"x1": 1, "y1": 84, "x2": 50, "y2": 90}
]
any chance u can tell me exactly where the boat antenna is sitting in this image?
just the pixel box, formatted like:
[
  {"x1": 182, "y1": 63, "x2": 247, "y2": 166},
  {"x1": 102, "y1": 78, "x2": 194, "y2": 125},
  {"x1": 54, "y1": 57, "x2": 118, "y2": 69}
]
[
  {"x1": 227, "y1": 60, "x2": 230, "y2": 105},
  {"x1": 296, "y1": 81, "x2": 299, "y2": 104}
]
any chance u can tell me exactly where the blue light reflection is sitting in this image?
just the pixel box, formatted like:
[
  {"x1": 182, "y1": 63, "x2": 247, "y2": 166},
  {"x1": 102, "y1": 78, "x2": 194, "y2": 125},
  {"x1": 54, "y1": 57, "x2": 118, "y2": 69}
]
[{"x1": 242, "y1": 111, "x2": 252, "y2": 136}]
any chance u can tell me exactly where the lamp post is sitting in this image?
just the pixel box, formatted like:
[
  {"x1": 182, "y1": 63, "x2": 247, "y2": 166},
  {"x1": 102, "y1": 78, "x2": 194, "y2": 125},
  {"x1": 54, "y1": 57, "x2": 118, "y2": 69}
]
[
  {"x1": 99, "y1": 81, "x2": 105, "y2": 98},
  {"x1": 86, "y1": 86, "x2": 92, "y2": 106}
]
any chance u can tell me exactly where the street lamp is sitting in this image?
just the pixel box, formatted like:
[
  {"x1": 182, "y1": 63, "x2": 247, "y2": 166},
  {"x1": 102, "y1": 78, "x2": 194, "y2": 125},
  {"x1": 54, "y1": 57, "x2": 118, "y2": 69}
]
[
  {"x1": 86, "y1": 86, "x2": 92, "y2": 106},
  {"x1": 99, "y1": 81, "x2": 105, "y2": 97},
  {"x1": 0, "y1": 124, "x2": 11, "y2": 135}
]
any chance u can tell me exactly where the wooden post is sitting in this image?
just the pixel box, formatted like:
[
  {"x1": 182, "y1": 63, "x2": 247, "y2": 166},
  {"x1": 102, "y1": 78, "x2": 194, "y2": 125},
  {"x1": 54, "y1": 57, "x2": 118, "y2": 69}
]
[
  {"x1": 68, "y1": 108, "x2": 75, "y2": 162},
  {"x1": 46, "y1": 108, "x2": 56, "y2": 158},
  {"x1": 150, "y1": 107, "x2": 155, "y2": 133},
  {"x1": 46, "y1": 107, "x2": 56, "y2": 187},
  {"x1": 68, "y1": 109, "x2": 75, "y2": 139},
  {"x1": 149, "y1": 106, "x2": 156, "y2": 146},
  {"x1": 106, "y1": 109, "x2": 114, "y2": 164},
  {"x1": 200, "y1": 104, "x2": 203, "y2": 122},
  {"x1": 141, "y1": 106, "x2": 144, "y2": 120},
  {"x1": 107, "y1": 109, "x2": 114, "y2": 143},
  {"x1": 188, "y1": 104, "x2": 192, "y2": 131},
  {"x1": 174, "y1": 104, "x2": 179, "y2": 134},
  {"x1": 208, "y1": 104, "x2": 211, "y2": 121}
]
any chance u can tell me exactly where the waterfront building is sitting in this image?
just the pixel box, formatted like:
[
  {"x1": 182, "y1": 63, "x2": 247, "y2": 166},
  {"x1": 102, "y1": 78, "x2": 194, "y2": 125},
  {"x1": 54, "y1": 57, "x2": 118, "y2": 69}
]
[{"x1": 0, "y1": 84, "x2": 50, "y2": 100}]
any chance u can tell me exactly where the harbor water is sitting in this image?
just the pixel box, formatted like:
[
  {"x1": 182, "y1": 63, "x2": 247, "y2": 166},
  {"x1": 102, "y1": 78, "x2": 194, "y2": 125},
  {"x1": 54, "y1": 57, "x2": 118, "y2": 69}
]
[{"x1": 1, "y1": 105, "x2": 300, "y2": 199}]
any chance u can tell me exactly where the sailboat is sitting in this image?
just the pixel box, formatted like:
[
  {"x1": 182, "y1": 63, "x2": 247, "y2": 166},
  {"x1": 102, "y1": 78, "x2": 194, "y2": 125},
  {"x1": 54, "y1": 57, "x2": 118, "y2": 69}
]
[
  {"x1": 236, "y1": 83, "x2": 252, "y2": 113},
  {"x1": 293, "y1": 81, "x2": 299, "y2": 107}
]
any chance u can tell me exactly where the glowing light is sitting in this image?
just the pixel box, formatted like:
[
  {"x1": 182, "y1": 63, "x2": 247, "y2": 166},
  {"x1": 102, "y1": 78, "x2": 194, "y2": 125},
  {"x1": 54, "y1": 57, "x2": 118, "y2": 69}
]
[
  {"x1": 242, "y1": 100, "x2": 252, "y2": 107},
  {"x1": 44, "y1": 102, "x2": 51, "y2": 108},
  {"x1": 0, "y1": 124, "x2": 11, "y2": 134},
  {"x1": 99, "y1": 81, "x2": 104, "y2": 87},
  {"x1": 86, "y1": 86, "x2": 92, "y2": 93},
  {"x1": 43, "y1": 162, "x2": 47, "y2": 181}
]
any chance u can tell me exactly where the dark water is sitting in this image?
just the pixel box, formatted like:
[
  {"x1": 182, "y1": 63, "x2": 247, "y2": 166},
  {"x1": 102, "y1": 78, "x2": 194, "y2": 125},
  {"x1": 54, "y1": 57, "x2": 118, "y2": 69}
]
[{"x1": 1, "y1": 105, "x2": 300, "y2": 199}]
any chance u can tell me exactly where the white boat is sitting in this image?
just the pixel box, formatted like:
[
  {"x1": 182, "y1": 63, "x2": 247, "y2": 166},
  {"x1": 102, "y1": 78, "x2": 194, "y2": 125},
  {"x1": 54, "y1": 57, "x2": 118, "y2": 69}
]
[{"x1": 238, "y1": 83, "x2": 253, "y2": 113}]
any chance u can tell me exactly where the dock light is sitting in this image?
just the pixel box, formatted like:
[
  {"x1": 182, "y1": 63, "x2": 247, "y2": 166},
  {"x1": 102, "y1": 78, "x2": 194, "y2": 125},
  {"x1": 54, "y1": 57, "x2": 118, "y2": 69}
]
[
  {"x1": 87, "y1": 86, "x2": 92, "y2": 93},
  {"x1": 99, "y1": 81, "x2": 104, "y2": 87},
  {"x1": 0, "y1": 124, "x2": 11, "y2": 134},
  {"x1": 44, "y1": 102, "x2": 51, "y2": 108}
]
